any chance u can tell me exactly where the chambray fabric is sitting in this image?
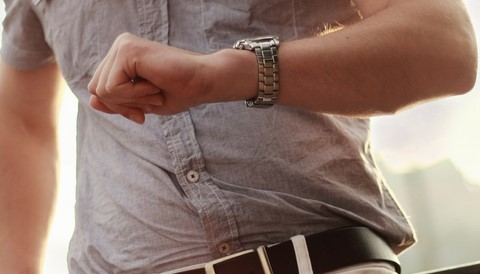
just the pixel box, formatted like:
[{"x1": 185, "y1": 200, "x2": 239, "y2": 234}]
[{"x1": 1, "y1": 0, "x2": 415, "y2": 273}]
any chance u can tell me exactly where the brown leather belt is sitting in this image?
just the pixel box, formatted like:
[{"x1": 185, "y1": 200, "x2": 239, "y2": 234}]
[{"x1": 166, "y1": 226, "x2": 401, "y2": 274}]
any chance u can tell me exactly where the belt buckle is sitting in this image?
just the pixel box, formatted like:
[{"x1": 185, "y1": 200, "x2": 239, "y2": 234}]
[{"x1": 206, "y1": 246, "x2": 272, "y2": 274}]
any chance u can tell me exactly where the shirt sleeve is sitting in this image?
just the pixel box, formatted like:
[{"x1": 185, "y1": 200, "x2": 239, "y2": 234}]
[{"x1": 1, "y1": 0, "x2": 55, "y2": 70}]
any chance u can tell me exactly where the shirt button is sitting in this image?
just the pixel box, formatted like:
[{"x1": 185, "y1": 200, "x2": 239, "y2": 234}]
[
  {"x1": 186, "y1": 170, "x2": 199, "y2": 183},
  {"x1": 217, "y1": 242, "x2": 231, "y2": 254}
]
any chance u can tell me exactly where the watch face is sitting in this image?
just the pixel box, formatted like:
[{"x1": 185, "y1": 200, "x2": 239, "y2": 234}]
[
  {"x1": 250, "y1": 36, "x2": 280, "y2": 44},
  {"x1": 245, "y1": 99, "x2": 275, "y2": 108},
  {"x1": 233, "y1": 36, "x2": 280, "y2": 50}
]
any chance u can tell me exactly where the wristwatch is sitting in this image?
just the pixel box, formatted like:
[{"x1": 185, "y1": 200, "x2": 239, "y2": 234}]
[{"x1": 233, "y1": 36, "x2": 280, "y2": 108}]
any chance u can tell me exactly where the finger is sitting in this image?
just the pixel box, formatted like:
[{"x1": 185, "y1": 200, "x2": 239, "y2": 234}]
[
  {"x1": 105, "y1": 80, "x2": 162, "y2": 99},
  {"x1": 93, "y1": 88, "x2": 165, "y2": 107},
  {"x1": 103, "y1": 53, "x2": 137, "y2": 95},
  {"x1": 132, "y1": 93, "x2": 165, "y2": 106},
  {"x1": 89, "y1": 95, "x2": 116, "y2": 114},
  {"x1": 102, "y1": 34, "x2": 150, "y2": 98},
  {"x1": 114, "y1": 90, "x2": 164, "y2": 106},
  {"x1": 88, "y1": 56, "x2": 109, "y2": 95},
  {"x1": 90, "y1": 96, "x2": 146, "y2": 124},
  {"x1": 95, "y1": 35, "x2": 132, "y2": 97},
  {"x1": 131, "y1": 80, "x2": 163, "y2": 97},
  {"x1": 96, "y1": 48, "x2": 120, "y2": 97}
]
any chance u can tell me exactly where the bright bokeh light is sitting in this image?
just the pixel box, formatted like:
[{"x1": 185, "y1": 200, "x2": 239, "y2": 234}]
[
  {"x1": 371, "y1": 1, "x2": 480, "y2": 187},
  {"x1": 447, "y1": 92, "x2": 480, "y2": 185},
  {"x1": 42, "y1": 89, "x2": 77, "y2": 274}
]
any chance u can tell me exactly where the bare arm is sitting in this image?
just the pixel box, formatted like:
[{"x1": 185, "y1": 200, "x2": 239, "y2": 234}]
[
  {"x1": 274, "y1": 0, "x2": 478, "y2": 115},
  {"x1": 0, "y1": 61, "x2": 62, "y2": 273},
  {"x1": 89, "y1": 0, "x2": 477, "y2": 121}
]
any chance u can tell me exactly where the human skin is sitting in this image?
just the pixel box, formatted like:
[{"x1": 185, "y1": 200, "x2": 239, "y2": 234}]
[
  {"x1": 0, "y1": 0, "x2": 477, "y2": 273},
  {"x1": 88, "y1": 0, "x2": 477, "y2": 123},
  {"x1": 0, "y1": 62, "x2": 62, "y2": 273}
]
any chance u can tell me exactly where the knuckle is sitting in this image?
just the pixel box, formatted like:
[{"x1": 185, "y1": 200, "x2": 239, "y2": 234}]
[
  {"x1": 116, "y1": 34, "x2": 137, "y2": 51},
  {"x1": 104, "y1": 84, "x2": 116, "y2": 94},
  {"x1": 87, "y1": 83, "x2": 96, "y2": 94},
  {"x1": 116, "y1": 32, "x2": 133, "y2": 42},
  {"x1": 95, "y1": 88, "x2": 106, "y2": 97}
]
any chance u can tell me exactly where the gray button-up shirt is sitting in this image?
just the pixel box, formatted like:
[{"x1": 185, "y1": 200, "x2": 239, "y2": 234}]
[{"x1": 1, "y1": 0, "x2": 415, "y2": 273}]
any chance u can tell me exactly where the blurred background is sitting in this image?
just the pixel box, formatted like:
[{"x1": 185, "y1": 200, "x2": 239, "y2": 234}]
[{"x1": 1, "y1": 1, "x2": 479, "y2": 273}]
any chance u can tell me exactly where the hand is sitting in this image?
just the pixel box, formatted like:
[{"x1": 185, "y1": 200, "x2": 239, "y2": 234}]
[{"x1": 88, "y1": 33, "x2": 212, "y2": 124}]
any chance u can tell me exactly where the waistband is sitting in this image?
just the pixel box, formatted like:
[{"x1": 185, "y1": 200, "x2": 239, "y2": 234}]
[{"x1": 162, "y1": 226, "x2": 401, "y2": 274}]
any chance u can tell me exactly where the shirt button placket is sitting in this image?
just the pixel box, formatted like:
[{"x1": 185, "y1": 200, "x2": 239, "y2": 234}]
[{"x1": 186, "y1": 170, "x2": 200, "y2": 183}]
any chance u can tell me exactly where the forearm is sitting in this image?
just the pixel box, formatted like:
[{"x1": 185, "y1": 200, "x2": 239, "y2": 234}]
[
  {"x1": 0, "y1": 61, "x2": 62, "y2": 274},
  {"x1": 89, "y1": 0, "x2": 477, "y2": 120},
  {"x1": 0, "y1": 115, "x2": 59, "y2": 273},
  {"x1": 212, "y1": 0, "x2": 477, "y2": 116},
  {"x1": 281, "y1": 0, "x2": 477, "y2": 115}
]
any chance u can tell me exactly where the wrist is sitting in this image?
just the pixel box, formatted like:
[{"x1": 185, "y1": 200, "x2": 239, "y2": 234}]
[{"x1": 205, "y1": 48, "x2": 258, "y2": 104}]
